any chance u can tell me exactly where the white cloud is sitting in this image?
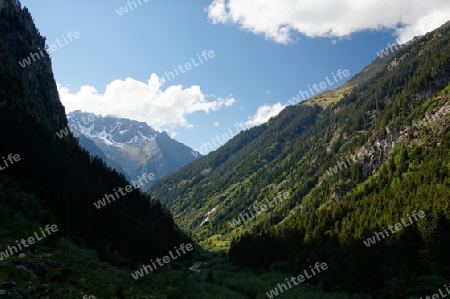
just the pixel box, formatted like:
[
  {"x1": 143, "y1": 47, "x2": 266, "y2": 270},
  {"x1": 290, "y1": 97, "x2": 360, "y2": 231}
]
[
  {"x1": 207, "y1": 0, "x2": 450, "y2": 44},
  {"x1": 58, "y1": 74, "x2": 235, "y2": 133},
  {"x1": 214, "y1": 122, "x2": 220, "y2": 126},
  {"x1": 236, "y1": 102, "x2": 286, "y2": 128}
]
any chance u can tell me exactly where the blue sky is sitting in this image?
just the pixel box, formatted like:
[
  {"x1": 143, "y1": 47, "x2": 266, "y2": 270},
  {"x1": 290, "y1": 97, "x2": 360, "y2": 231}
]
[{"x1": 20, "y1": 0, "x2": 449, "y2": 154}]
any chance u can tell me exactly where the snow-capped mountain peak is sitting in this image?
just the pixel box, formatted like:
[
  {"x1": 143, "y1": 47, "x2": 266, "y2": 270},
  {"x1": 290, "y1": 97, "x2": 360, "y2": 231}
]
[{"x1": 68, "y1": 110, "x2": 157, "y2": 146}]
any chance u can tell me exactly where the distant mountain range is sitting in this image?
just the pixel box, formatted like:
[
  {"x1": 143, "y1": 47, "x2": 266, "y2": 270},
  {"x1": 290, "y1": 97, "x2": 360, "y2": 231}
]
[{"x1": 67, "y1": 111, "x2": 200, "y2": 190}]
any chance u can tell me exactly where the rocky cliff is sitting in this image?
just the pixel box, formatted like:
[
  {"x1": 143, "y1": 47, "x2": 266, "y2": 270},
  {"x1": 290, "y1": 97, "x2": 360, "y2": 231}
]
[{"x1": 0, "y1": 0, "x2": 66, "y2": 132}]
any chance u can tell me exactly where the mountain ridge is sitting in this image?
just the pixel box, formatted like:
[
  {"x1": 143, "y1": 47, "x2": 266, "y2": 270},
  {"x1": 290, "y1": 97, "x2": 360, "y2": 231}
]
[
  {"x1": 0, "y1": 0, "x2": 189, "y2": 271},
  {"x1": 67, "y1": 110, "x2": 200, "y2": 189},
  {"x1": 1, "y1": 0, "x2": 450, "y2": 297},
  {"x1": 149, "y1": 19, "x2": 450, "y2": 253},
  {"x1": 147, "y1": 19, "x2": 450, "y2": 296}
]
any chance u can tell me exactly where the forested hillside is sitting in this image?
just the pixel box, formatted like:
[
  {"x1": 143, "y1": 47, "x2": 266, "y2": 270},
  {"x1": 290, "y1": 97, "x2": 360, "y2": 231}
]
[
  {"x1": 150, "y1": 21, "x2": 450, "y2": 246},
  {"x1": 150, "y1": 20, "x2": 450, "y2": 297},
  {"x1": 230, "y1": 84, "x2": 450, "y2": 296},
  {"x1": 2, "y1": 0, "x2": 450, "y2": 297},
  {"x1": 0, "y1": 1, "x2": 192, "y2": 296}
]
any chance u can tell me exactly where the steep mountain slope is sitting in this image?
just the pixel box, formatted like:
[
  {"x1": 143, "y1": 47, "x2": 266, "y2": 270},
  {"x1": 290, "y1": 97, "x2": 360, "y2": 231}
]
[
  {"x1": 0, "y1": 0, "x2": 188, "y2": 274},
  {"x1": 149, "y1": 20, "x2": 450, "y2": 248},
  {"x1": 68, "y1": 111, "x2": 200, "y2": 189},
  {"x1": 230, "y1": 85, "x2": 450, "y2": 297},
  {"x1": 73, "y1": 132, "x2": 131, "y2": 180},
  {"x1": 147, "y1": 47, "x2": 399, "y2": 246},
  {"x1": 150, "y1": 20, "x2": 450, "y2": 297}
]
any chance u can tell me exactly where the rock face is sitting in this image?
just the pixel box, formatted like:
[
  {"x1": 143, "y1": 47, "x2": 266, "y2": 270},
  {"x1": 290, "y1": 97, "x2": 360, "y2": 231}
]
[
  {"x1": 1, "y1": 0, "x2": 200, "y2": 190},
  {"x1": 68, "y1": 111, "x2": 200, "y2": 189},
  {"x1": 0, "y1": 0, "x2": 189, "y2": 283},
  {"x1": 360, "y1": 66, "x2": 450, "y2": 178},
  {"x1": 0, "y1": 0, "x2": 67, "y2": 132}
]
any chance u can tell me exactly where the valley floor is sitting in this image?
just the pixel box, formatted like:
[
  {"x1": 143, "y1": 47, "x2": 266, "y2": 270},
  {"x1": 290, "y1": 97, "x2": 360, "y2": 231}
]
[{"x1": 0, "y1": 238, "x2": 372, "y2": 298}]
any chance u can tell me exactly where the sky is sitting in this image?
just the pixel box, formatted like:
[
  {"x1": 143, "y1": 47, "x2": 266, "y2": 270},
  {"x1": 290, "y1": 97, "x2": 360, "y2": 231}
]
[{"x1": 20, "y1": 0, "x2": 450, "y2": 154}]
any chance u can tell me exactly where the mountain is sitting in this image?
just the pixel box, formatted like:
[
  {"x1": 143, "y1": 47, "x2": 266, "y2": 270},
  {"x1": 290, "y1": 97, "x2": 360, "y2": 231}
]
[
  {"x1": 0, "y1": 1, "x2": 194, "y2": 296},
  {"x1": 2, "y1": 0, "x2": 450, "y2": 297},
  {"x1": 67, "y1": 110, "x2": 200, "y2": 189},
  {"x1": 3, "y1": 2, "x2": 346, "y2": 298},
  {"x1": 73, "y1": 131, "x2": 131, "y2": 180},
  {"x1": 149, "y1": 20, "x2": 450, "y2": 297}
]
